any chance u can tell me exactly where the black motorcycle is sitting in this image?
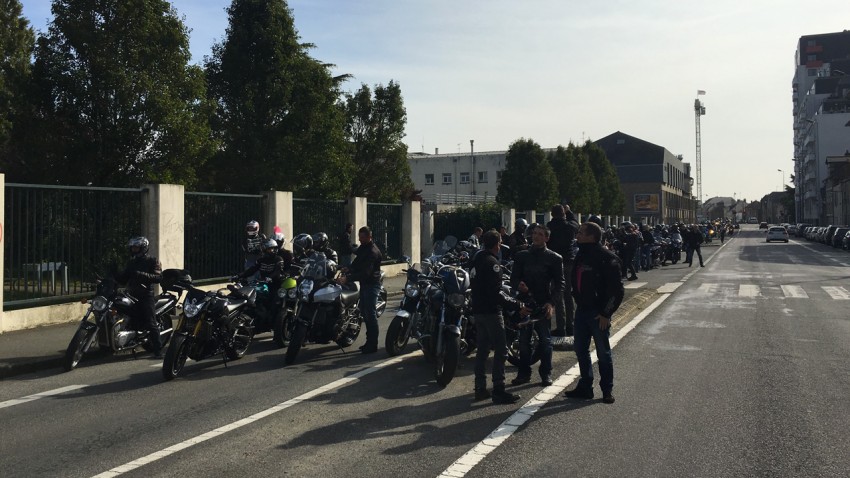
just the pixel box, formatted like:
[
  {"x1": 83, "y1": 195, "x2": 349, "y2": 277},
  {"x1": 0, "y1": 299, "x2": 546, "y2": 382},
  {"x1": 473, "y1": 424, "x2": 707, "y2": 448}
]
[
  {"x1": 385, "y1": 260, "x2": 428, "y2": 356},
  {"x1": 284, "y1": 251, "x2": 364, "y2": 365},
  {"x1": 63, "y1": 270, "x2": 183, "y2": 371},
  {"x1": 236, "y1": 275, "x2": 298, "y2": 349},
  {"x1": 161, "y1": 278, "x2": 256, "y2": 380}
]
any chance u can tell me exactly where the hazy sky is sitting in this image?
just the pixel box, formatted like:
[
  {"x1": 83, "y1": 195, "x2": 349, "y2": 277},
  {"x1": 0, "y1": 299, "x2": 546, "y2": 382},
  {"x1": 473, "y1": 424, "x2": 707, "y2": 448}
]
[{"x1": 19, "y1": 1, "x2": 850, "y2": 203}]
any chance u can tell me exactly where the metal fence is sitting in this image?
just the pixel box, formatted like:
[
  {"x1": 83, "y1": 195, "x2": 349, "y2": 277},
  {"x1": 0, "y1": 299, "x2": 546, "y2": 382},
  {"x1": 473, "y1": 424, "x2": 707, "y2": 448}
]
[
  {"x1": 292, "y1": 199, "x2": 346, "y2": 239},
  {"x1": 4, "y1": 184, "x2": 143, "y2": 308},
  {"x1": 433, "y1": 208, "x2": 502, "y2": 242},
  {"x1": 368, "y1": 203, "x2": 403, "y2": 261},
  {"x1": 184, "y1": 192, "x2": 264, "y2": 281}
]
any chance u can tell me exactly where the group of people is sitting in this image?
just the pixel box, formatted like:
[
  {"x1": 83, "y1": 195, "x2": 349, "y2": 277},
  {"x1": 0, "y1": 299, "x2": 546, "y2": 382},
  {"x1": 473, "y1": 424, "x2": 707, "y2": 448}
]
[{"x1": 471, "y1": 205, "x2": 625, "y2": 405}]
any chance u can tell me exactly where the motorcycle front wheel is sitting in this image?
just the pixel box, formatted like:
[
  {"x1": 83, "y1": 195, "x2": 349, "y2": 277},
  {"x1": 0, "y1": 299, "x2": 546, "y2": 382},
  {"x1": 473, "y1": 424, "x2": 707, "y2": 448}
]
[
  {"x1": 284, "y1": 323, "x2": 309, "y2": 365},
  {"x1": 376, "y1": 288, "x2": 388, "y2": 318},
  {"x1": 272, "y1": 310, "x2": 291, "y2": 348},
  {"x1": 506, "y1": 328, "x2": 541, "y2": 367},
  {"x1": 162, "y1": 334, "x2": 190, "y2": 380},
  {"x1": 434, "y1": 334, "x2": 460, "y2": 387},
  {"x1": 63, "y1": 326, "x2": 96, "y2": 372},
  {"x1": 385, "y1": 314, "x2": 411, "y2": 356}
]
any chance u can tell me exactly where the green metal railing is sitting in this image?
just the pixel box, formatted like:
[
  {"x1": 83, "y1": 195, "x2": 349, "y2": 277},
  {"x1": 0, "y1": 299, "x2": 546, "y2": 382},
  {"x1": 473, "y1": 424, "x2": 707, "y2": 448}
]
[
  {"x1": 292, "y1": 198, "x2": 346, "y2": 238},
  {"x1": 368, "y1": 203, "x2": 403, "y2": 261}
]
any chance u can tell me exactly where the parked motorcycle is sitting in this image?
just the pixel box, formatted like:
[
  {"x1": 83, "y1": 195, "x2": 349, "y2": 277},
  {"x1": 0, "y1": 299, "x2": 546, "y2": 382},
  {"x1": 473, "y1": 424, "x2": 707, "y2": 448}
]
[
  {"x1": 161, "y1": 278, "x2": 256, "y2": 380},
  {"x1": 284, "y1": 251, "x2": 364, "y2": 365},
  {"x1": 237, "y1": 274, "x2": 298, "y2": 348},
  {"x1": 385, "y1": 258, "x2": 428, "y2": 356},
  {"x1": 668, "y1": 232, "x2": 683, "y2": 264},
  {"x1": 63, "y1": 269, "x2": 184, "y2": 372}
]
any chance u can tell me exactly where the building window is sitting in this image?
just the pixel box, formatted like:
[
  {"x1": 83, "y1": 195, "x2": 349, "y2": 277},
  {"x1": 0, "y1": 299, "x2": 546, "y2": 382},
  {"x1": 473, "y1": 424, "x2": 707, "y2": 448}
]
[
  {"x1": 442, "y1": 173, "x2": 452, "y2": 185},
  {"x1": 807, "y1": 54, "x2": 817, "y2": 61},
  {"x1": 460, "y1": 172, "x2": 470, "y2": 184},
  {"x1": 496, "y1": 171, "x2": 503, "y2": 182},
  {"x1": 425, "y1": 174, "x2": 434, "y2": 185},
  {"x1": 807, "y1": 40, "x2": 816, "y2": 47},
  {"x1": 478, "y1": 171, "x2": 488, "y2": 183}
]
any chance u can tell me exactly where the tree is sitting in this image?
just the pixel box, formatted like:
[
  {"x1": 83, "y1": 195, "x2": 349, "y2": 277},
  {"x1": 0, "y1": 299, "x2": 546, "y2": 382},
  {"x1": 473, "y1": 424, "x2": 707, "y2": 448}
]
[
  {"x1": 547, "y1": 142, "x2": 599, "y2": 214},
  {"x1": 343, "y1": 81, "x2": 414, "y2": 202},
  {"x1": 205, "y1": 0, "x2": 350, "y2": 196},
  {"x1": 582, "y1": 140, "x2": 625, "y2": 215},
  {"x1": 0, "y1": 0, "x2": 34, "y2": 152},
  {"x1": 12, "y1": 0, "x2": 215, "y2": 187},
  {"x1": 496, "y1": 138, "x2": 558, "y2": 211}
]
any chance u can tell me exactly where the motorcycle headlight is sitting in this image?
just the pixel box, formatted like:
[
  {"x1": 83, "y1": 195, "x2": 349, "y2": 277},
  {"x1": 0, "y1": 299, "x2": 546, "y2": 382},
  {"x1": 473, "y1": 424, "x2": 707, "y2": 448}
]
[
  {"x1": 288, "y1": 288, "x2": 297, "y2": 299},
  {"x1": 447, "y1": 292, "x2": 465, "y2": 308},
  {"x1": 184, "y1": 299, "x2": 202, "y2": 318},
  {"x1": 277, "y1": 288, "x2": 287, "y2": 299},
  {"x1": 298, "y1": 279, "x2": 314, "y2": 298},
  {"x1": 405, "y1": 282, "x2": 419, "y2": 298},
  {"x1": 91, "y1": 296, "x2": 108, "y2": 312}
]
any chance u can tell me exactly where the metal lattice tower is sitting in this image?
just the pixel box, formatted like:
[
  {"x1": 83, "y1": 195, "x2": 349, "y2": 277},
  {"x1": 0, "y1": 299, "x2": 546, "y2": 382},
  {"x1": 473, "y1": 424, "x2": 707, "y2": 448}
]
[{"x1": 694, "y1": 98, "x2": 706, "y2": 205}]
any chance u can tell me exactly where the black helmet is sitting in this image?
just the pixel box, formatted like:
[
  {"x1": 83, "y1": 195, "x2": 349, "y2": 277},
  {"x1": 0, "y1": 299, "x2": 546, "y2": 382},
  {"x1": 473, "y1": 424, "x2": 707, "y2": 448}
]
[
  {"x1": 245, "y1": 220, "x2": 260, "y2": 237},
  {"x1": 128, "y1": 236, "x2": 149, "y2": 258},
  {"x1": 262, "y1": 238, "x2": 278, "y2": 256},
  {"x1": 515, "y1": 218, "x2": 528, "y2": 232},
  {"x1": 312, "y1": 232, "x2": 329, "y2": 250},
  {"x1": 588, "y1": 215, "x2": 603, "y2": 227},
  {"x1": 292, "y1": 233, "x2": 313, "y2": 255}
]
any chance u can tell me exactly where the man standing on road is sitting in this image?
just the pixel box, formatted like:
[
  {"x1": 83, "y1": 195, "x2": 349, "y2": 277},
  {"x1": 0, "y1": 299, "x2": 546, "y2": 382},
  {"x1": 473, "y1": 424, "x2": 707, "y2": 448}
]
[
  {"x1": 685, "y1": 224, "x2": 705, "y2": 267},
  {"x1": 546, "y1": 204, "x2": 578, "y2": 349},
  {"x1": 337, "y1": 223, "x2": 356, "y2": 267},
  {"x1": 565, "y1": 222, "x2": 624, "y2": 404},
  {"x1": 510, "y1": 224, "x2": 564, "y2": 387},
  {"x1": 471, "y1": 230, "x2": 522, "y2": 404},
  {"x1": 338, "y1": 226, "x2": 382, "y2": 354},
  {"x1": 621, "y1": 222, "x2": 640, "y2": 281}
]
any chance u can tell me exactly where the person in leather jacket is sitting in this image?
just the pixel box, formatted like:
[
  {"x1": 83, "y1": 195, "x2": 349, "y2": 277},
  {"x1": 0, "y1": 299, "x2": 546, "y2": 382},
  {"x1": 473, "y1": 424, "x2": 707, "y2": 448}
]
[
  {"x1": 115, "y1": 236, "x2": 163, "y2": 356},
  {"x1": 471, "y1": 230, "x2": 522, "y2": 404},
  {"x1": 509, "y1": 224, "x2": 564, "y2": 387},
  {"x1": 338, "y1": 226, "x2": 383, "y2": 354},
  {"x1": 235, "y1": 238, "x2": 285, "y2": 291},
  {"x1": 312, "y1": 232, "x2": 339, "y2": 264},
  {"x1": 565, "y1": 221, "x2": 624, "y2": 404},
  {"x1": 546, "y1": 204, "x2": 578, "y2": 343}
]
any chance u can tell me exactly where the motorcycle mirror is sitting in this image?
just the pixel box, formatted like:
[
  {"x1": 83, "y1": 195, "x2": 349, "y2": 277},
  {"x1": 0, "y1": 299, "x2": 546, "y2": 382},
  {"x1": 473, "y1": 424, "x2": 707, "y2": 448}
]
[{"x1": 401, "y1": 255, "x2": 412, "y2": 266}]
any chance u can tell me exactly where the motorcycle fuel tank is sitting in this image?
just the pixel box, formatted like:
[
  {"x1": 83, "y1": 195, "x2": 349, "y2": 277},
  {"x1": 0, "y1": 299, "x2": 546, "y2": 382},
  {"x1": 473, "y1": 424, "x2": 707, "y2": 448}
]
[{"x1": 313, "y1": 283, "x2": 343, "y2": 303}]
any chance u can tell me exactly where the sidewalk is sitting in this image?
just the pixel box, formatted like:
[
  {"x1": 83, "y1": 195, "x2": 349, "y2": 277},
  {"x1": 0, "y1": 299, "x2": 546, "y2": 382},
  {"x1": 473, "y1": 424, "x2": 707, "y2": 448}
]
[{"x1": 0, "y1": 273, "x2": 408, "y2": 380}]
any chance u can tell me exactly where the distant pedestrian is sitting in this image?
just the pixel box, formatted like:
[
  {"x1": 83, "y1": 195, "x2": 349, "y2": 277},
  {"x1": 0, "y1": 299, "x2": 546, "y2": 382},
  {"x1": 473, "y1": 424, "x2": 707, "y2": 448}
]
[
  {"x1": 685, "y1": 225, "x2": 705, "y2": 267},
  {"x1": 468, "y1": 227, "x2": 483, "y2": 248},
  {"x1": 720, "y1": 225, "x2": 726, "y2": 244},
  {"x1": 620, "y1": 223, "x2": 639, "y2": 281},
  {"x1": 565, "y1": 222, "x2": 623, "y2": 404},
  {"x1": 546, "y1": 204, "x2": 578, "y2": 347},
  {"x1": 337, "y1": 223, "x2": 356, "y2": 267}
]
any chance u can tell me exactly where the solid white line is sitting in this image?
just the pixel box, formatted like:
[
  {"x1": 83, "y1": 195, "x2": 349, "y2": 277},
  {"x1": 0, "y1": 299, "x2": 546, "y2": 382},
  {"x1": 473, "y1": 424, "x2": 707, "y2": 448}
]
[
  {"x1": 91, "y1": 354, "x2": 413, "y2": 478},
  {"x1": 781, "y1": 285, "x2": 808, "y2": 299},
  {"x1": 623, "y1": 281, "x2": 647, "y2": 289},
  {"x1": 657, "y1": 282, "x2": 682, "y2": 294},
  {"x1": 0, "y1": 385, "x2": 87, "y2": 410},
  {"x1": 438, "y1": 293, "x2": 672, "y2": 478}
]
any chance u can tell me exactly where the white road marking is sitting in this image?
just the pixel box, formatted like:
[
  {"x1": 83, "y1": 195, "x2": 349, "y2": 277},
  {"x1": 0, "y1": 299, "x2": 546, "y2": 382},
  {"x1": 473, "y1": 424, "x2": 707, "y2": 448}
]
[
  {"x1": 438, "y1": 293, "x2": 672, "y2": 478},
  {"x1": 822, "y1": 286, "x2": 850, "y2": 300},
  {"x1": 781, "y1": 285, "x2": 808, "y2": 299},
  {"x1": 0, "y1": 385, "x2": 87, "y2": 410},
  {"x1": 91, "y1": 355, "x2": 413, "y2": 478},
  {"x1": 657, "y1": 282, "x2": 682, "y2": 293},
  {"x1": 623, "y1": 282, "x2": 646, "y2": 289},
  {"x1": 697, "y1": 283, "x2": 718, "y2": 295},
  {"x1": 739, "y1": 285, "x2": 761, "y2": 297}
]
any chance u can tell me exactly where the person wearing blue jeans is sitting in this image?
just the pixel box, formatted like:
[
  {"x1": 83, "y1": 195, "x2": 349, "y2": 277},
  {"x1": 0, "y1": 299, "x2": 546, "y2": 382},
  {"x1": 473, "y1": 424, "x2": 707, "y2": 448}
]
[
  {"x1": 565, "y1": 222, "x2": 624, "y2": 404},
  {"x1": 338, "y1": 226, "x2": 383, "y2": 354}
]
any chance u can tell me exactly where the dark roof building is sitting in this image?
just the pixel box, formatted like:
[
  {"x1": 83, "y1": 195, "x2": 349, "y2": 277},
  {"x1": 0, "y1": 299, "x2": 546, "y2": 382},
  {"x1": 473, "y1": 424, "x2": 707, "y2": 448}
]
[{"x1": 595, "y1": 131, "x2": 695, "y2": 224}]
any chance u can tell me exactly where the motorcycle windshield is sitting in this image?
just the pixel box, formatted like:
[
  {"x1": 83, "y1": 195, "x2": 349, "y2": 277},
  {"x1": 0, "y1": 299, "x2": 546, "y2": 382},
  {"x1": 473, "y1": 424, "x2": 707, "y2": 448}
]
[{"x1": 301, "y1": 252, "x2": 329, "y2": 279}]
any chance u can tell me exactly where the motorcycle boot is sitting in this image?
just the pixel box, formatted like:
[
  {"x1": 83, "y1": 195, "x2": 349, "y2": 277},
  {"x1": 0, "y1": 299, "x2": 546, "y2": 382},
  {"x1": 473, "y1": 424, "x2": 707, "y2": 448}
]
[
  {"x1": 474, "y1": 388, "x2": 491, "y2": 401},
  {"x1": 491, "y1": 384, "x2": 521, "y2": 404},
  {"x1": 148, "y1": 326, "x2": 163, "y2": 358}
]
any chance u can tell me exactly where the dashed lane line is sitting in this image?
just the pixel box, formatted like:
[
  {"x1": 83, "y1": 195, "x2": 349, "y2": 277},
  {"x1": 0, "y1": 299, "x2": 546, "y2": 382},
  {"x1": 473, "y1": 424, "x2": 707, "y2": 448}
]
[{"x1": 0, "y1": 385, "x2": 87, "y2": 410}]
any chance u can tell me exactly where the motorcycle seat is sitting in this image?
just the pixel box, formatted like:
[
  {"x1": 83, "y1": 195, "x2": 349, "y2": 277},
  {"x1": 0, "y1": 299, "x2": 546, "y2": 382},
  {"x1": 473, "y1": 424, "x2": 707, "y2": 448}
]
[
  {"x1": 225, "y1": 299, "x2": 247, "y2": 314},
  {"x1": 340, "y1": 283, "x2": 360, "y2": 306}
]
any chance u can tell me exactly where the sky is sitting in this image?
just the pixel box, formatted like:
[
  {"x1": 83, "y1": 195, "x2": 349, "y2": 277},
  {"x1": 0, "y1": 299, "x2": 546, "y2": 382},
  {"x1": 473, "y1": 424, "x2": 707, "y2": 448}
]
[{"x1": 18, "y1": 0, "x2": 850, "y2": 203}]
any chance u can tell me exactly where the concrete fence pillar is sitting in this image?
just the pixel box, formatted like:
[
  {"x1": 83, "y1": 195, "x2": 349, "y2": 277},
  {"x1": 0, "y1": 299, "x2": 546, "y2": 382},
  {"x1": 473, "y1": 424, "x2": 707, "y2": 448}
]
[
  {"x1": 402, "y1": 200, "x2": 421, "y2": 265},
  {"x1": 526, "y1": 210, "x2": 536, "y2": 223},
  {"x1": 0, "y1": 174, "x2": 5, "y2": 331},
  {"x1": 421, "y1": 211, "x2": 435, "y2": 257},
  {"x1": 142, "y1": 184, "x2": 184, "y2": 271},
  {"x1": 346, "y1": 197, "x2": 368, "y2": 233},
  {"x1": 263, "y1": 190, "x2": 293, "y2": 241},
  {"x1": 543, "y1": 211, "x2": 552, "y2": 224},
  {"x1": 502, "y1": 208, "x2": 515, "y2": 234},
  {"x1": 576, "y1": 213, "x2": 583, "y2": 223}
]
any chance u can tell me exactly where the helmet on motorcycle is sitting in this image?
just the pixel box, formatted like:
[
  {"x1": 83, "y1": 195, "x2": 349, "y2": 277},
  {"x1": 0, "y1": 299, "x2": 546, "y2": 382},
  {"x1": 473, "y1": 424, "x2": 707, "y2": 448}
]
[
  {"x1": 587, "y1": 215, "x2": 603, "y2": 227},
  {"x1": 515, "y1": 218, "x2": 528, "y2": 232},
  {"x1": 312, "y1": 232, "x2": 329, "y2": 250},
  {"x1": 245, "y1": 220, "x2": 260, "y2": 237},
  {"x1": 262, "y1": 238, "x2": 278, "y2": 256},
  {"x1": 272, "y1": 225, "x2": 285, "y2": 245},
  {"x1": 127, "y1": 236, "x2": 149, "y2": 258},
  {"x1": 292, "y1": 233, "x2": 313, "y2": 256}
]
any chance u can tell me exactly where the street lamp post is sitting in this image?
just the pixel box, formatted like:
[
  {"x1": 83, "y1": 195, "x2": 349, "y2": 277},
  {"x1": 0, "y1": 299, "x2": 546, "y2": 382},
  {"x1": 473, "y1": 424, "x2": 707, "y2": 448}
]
[{"x1": 777, "y1": 169, "x2": 784, "y2": 192}]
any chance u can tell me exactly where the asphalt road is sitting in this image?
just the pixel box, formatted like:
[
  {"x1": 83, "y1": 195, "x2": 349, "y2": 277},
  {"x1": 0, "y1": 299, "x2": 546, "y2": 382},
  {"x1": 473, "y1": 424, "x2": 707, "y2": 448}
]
[{"x1": 3, "y1": 226, "x2": 847, "y2": 478}]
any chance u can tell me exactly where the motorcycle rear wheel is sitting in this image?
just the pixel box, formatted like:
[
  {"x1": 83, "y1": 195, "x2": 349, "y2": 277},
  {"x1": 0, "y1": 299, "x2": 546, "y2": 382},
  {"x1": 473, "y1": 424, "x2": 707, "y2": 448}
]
[
  {"x1": 225, "y1": 319, "x2": 253, "y2": 360},
  {"x1": 63, "y1": 326, "x2": 95, "y2": 372},
  {"x1": 506, "y1": 328, "x2": 541, "y2": 367},
  {"x1": 284, "y1": 323, "x2": 309, "y2": 365},
  {"x1": 385, "y1": 314, "x2": 410, "y2": 356},
  {"x1": 434, "y1": 334, "x2": 460, "y2": 387},
  {"x1": 162, "y1": 334, "x2": 190, "y2": 380}
]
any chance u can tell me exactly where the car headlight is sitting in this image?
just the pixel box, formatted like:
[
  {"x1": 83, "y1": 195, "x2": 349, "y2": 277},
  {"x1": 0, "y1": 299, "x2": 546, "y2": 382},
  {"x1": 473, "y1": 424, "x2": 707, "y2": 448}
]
[
  {"x1": 404, "y1": 282, "x2": 419, "y2": 298},
  {"x1": 298, "y1": 279, "x2": 314, "y2": 298},
  {"x1": 447, "y1": 292, "x2": 465, "y2": 308},
  {"x1": 91, "y1": 296, "x2": 108, "y2": 312},
  {"x1": 184, "y1": 299, "x2": 202, "y2": 318}
]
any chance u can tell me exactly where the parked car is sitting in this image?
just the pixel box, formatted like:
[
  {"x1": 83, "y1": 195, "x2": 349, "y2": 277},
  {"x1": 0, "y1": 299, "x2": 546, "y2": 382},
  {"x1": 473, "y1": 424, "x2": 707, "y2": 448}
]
[
  {"x1": 759, "y1": 222, "x2": 769, "y2": 230},
  {"x1": 832, "y1": 228, "x2": 850, "y2": 248},
  {"x1": 766, "y1": 226, "x2": 789, "y2": 243},
  {"x1": 796, "y1": 223, "x2": 812, "y2": 237},
  {"x1": 842, "y1": 230, "x2": 850, "y2": 250},
  {"x1": 787, "y1": 224, "x2": 798, "y2": 235},
  {"x1": 824, "y1": 225, "x2": 842, "y2": 245}
]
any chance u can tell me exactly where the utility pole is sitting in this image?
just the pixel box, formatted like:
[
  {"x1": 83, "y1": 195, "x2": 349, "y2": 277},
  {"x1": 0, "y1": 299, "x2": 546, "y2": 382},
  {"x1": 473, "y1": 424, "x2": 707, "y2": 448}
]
[
  {"x1": 470, "y1": 140, "x2": 475, "y2": 196},
  {"x1": 694, "y1": 91, "x2": 706, "y2": 212}
]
